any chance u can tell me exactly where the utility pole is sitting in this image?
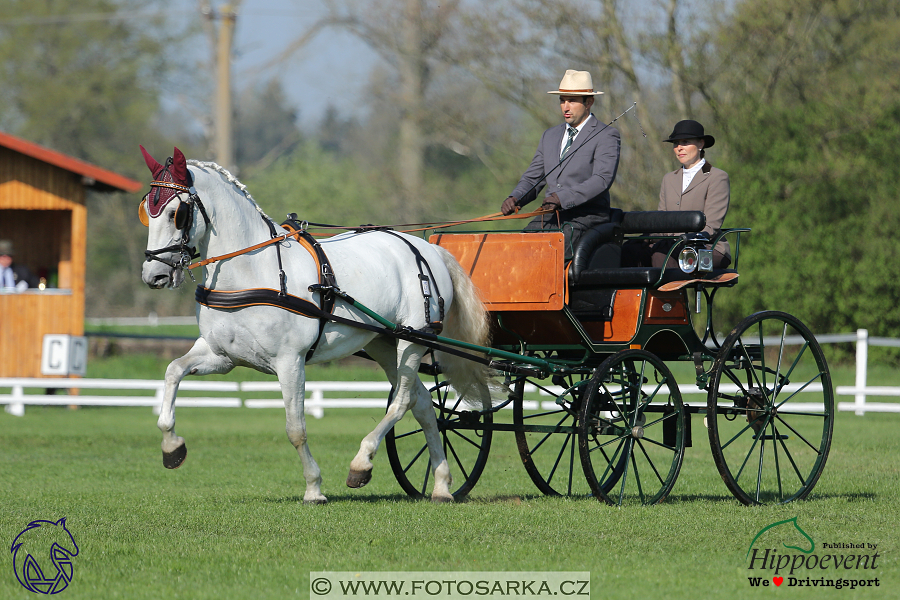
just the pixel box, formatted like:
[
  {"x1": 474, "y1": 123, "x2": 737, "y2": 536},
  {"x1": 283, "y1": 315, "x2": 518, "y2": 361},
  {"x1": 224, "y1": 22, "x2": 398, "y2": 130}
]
[{"x1": 200, "y1": 1, "x2": 240, "y2": 172}]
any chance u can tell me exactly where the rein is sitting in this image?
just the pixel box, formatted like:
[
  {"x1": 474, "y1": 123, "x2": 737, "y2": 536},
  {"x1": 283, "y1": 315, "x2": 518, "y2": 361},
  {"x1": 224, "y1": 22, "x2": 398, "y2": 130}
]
[{"x1": 185, "y1": 206, "x2": 554, "y2": 272}]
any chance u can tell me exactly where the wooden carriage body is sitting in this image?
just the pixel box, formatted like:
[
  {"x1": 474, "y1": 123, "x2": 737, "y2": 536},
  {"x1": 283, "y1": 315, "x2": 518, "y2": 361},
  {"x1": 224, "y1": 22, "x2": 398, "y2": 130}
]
[{"x1": 430, "y1": 231, "x2": 699, "y2": 364}]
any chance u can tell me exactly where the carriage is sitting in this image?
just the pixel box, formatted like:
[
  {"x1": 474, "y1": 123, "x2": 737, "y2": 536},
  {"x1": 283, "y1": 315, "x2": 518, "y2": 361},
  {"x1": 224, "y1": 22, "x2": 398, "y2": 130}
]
[
  {"x1": 382, "y1": 211, "x2": 834, "y2": 506},
  {"x1": 139, "y1": 148, "x2": 833, "y2": 507}
]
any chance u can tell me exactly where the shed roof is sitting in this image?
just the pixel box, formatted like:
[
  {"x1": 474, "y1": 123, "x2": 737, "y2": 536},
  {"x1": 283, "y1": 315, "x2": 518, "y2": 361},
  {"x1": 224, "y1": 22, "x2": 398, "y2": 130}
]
[{"x1": 0, "y1": 130, "x2": 142, "y2": 193}]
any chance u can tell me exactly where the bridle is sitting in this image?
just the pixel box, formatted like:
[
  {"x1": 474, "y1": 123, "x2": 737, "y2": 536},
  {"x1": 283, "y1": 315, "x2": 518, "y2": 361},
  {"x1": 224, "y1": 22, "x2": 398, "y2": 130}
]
[{"x1": 140, "y1": 158, "x2": 211, "y2": 280}]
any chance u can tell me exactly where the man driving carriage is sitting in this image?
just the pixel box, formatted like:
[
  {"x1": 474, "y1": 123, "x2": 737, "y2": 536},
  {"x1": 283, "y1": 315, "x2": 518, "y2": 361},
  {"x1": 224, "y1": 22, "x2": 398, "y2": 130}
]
[{"x1": 499, "y1": 70, "x2": 621, "y2": 260}]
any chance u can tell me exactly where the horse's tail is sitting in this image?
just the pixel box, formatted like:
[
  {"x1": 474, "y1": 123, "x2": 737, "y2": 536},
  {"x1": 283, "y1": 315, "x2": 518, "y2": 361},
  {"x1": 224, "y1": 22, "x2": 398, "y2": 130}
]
[{"x1": 432, "y1": 245, "x2": 498, "y2": 410}]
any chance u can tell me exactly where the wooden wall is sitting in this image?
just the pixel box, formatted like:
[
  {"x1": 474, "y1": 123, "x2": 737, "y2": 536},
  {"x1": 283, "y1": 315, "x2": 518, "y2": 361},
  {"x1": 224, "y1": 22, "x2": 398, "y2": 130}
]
[{"x1": 0, "y1": 148, "x2": 86, "y2": 377}]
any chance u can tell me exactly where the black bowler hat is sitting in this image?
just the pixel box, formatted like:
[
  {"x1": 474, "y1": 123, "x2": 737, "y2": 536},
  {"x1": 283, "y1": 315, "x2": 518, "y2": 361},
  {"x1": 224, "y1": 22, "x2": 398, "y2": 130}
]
[{"x1": 663, "y1": 120, "x2": 715, "y2": 148}]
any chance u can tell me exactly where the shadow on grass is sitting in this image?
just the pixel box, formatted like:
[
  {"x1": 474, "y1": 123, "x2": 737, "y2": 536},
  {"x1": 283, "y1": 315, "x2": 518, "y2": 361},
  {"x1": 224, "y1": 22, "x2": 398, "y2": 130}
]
[
  {"x1": 250, "y1": 490, "x2": 875, "y2": 506},
  {"x1": 255, "y1": 492, "x2": 576, "y2": 505},
  {"x1": 663, "y1": 491, "x2": 877, "y2": 504},
  {"x1": 260, "y1": 493, "x2": 419, "y2": 504}
]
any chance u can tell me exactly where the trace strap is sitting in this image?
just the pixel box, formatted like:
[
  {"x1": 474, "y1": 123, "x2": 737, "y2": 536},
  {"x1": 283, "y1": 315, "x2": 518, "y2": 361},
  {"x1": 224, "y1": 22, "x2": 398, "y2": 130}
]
[
  {"x1": 281, "y1": 214, "x2": 338, "y2": 362},
  {"x1": 382, "y1": 230, "x2": 445, "y2": 333}
]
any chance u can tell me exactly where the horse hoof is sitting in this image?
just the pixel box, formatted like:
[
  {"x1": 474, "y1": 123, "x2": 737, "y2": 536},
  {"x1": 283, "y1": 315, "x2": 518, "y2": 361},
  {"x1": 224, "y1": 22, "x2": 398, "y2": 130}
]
[
  {"x1": 162, "y1": 444, "x2": 187, "y2": 469},
  {"x1": 432, "y1": 495, "x2": 454, "y2": 504},
  {"x1": 346, "y1": 468, "x2": 372, "y2": 488},
  {"x1": 304, "y1": 497, "x2": 328, "y2": 505}
]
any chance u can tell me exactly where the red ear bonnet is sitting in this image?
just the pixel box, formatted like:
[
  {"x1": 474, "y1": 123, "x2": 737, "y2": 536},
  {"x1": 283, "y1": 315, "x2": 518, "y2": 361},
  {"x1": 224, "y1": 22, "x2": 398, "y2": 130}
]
[
  {"x1": 171, "y1": 147, "x2": 191, "y2": 187},
  {"x1": 139, "y1": 145, "x2": 190, "y2": 218},
  {"x1": 140, "y1": 145, "x2": 164, "y2": 179}
]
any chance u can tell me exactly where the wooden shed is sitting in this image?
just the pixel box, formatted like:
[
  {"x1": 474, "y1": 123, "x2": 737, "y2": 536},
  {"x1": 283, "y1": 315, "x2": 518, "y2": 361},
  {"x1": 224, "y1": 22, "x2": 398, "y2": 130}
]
[{"x1": 0, "y1": 131, "x2": 142, "y2": 378}]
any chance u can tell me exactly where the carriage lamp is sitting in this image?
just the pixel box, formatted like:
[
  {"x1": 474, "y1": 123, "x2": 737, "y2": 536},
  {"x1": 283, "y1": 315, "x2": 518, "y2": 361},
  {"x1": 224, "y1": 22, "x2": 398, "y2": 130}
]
[
  {"x1": 678, "y1": 247, "x2": 698, "y2": 273},
  {"x1": 698, "y1": 249, "x2": 714, "y2": 272}
]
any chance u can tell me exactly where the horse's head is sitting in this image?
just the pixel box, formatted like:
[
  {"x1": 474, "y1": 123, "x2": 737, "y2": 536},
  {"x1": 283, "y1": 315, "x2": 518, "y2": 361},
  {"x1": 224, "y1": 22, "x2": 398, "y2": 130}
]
[{"x1": 139, "y1": 146, "x2": 210, "y2": 289}]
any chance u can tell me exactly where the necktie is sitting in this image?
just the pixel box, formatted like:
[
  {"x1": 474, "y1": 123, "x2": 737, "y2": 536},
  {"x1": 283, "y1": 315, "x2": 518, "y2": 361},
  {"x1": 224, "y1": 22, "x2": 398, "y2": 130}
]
[{"x1": 560, "y1": 127, "x2": 577, "y2": 162}]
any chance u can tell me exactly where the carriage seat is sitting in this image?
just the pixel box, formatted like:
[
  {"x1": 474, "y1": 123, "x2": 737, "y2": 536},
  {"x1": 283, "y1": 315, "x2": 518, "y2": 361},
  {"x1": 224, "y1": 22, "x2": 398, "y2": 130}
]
[{"x1": 569, "y1": 210, "x2": 707, "y2": 287}]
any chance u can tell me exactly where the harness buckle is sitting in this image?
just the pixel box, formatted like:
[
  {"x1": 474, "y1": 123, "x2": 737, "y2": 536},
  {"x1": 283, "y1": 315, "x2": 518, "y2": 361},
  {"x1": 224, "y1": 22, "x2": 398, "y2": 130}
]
[
  {"x1": 309, "y1": 283, "x2": 336, "y2": 301},
  {"x1": 418, "y1": 274, "x2": 432, "y2": 298}
]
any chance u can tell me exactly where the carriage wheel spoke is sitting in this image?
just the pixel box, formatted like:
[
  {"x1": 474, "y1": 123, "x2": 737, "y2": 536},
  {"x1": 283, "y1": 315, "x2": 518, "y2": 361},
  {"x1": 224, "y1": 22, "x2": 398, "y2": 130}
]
[
  {"x1": 772, "y1": 424, "x2": 783, "y2": 500},
  {"x1": 636, "y1": 439, "x2": 665, "y2": 486},
  {"x1": 775, "y1": 414, "x2": 823, "y2": 453},
  {"x1": 527, "y1": 413, "x2": 572, "y2": 455},
  {"x1": 630, "y1": 444, "x2": 646, "y2": 504},
  {"x1": 393, "y1": 427, "x2": 425, "y2": 441},
  {"x1": 733, "y1": 415, "x2": 768, "y2": 483},
  {"x1": 777, "y1": 429, "x2": 807, "y2": 484},
  {"x1": 445, "y1": 437, "x2": 470, "y2": 482},
  {"x1": 597, "y1": 439, "x2": 626, "y2": 485},
  {"x1": 447, "y1": 427, "x2": 485, "y2": 450},
  {"x1": 545, "y1": 432, "x2": 573, "y2": 488},
  {"x1": 617, "y1": 438, "x2": 634, "y2": 506}
]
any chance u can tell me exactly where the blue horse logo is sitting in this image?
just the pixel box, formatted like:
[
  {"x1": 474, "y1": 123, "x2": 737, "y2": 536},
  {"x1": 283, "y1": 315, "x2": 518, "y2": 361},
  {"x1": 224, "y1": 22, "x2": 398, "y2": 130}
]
[{"x1": 11, "y1": 518, "x2": 79, "y2": 594}]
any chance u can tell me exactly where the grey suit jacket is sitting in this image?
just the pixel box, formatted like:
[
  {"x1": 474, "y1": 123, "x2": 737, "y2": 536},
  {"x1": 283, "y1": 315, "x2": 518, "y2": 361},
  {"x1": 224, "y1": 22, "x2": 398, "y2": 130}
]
[
  {"x1": 658, "y1": 161, "x2": 731, "y2": 258},
  {"x1": 511, "y1": 115, "x2": 620, "y2": 219}
]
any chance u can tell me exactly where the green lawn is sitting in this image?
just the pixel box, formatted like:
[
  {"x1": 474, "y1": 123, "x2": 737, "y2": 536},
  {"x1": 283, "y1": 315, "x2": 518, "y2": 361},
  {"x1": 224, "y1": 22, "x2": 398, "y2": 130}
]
[{"x1": 2, "y1": 402, "x2": 897, "y2": 599}]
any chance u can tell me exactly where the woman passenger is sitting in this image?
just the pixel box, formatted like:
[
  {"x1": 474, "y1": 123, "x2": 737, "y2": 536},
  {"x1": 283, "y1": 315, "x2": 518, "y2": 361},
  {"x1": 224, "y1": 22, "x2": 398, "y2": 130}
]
[{"x1": 652, "y1": 120, "x2": 731, "y2": 269}]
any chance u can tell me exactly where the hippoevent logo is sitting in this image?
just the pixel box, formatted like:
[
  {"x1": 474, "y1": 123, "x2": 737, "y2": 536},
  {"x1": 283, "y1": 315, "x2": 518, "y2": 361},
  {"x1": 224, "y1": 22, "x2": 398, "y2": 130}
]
[
  {"x1": 10, "y1": 518, "x2": 79, "y2": 594},
  {"x1": 745, "y1": 517, "x2": 880, "y2": 590}
]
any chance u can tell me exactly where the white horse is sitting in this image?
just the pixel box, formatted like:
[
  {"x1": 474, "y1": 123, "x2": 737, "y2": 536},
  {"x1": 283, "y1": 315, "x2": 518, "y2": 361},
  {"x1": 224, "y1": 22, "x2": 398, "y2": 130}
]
[{"x1": 138, "y1": 146, "x2": 492, "y2": 503}]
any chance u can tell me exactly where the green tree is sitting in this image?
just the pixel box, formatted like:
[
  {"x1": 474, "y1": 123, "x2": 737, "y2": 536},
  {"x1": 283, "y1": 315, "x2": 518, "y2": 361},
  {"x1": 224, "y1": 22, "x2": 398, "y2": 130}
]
[
  {"x1": 702, "y1": 0, "x2": 900, "y2": 352},
  {"x1": 0, "y1": 0, "x2": 201, "y2": 317},
  {"x1": 234, "y1": 78, "x2": 302, "y2": 174},
  {"x1": 0, "y1": 0, "x2": 189, "y2": 170}
]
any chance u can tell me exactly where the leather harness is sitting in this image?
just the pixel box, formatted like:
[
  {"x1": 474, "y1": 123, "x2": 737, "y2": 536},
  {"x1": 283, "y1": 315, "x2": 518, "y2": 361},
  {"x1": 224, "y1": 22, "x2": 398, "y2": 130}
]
[{"x1": 194, "y1": 214, "x2": 445, "y2": 362}]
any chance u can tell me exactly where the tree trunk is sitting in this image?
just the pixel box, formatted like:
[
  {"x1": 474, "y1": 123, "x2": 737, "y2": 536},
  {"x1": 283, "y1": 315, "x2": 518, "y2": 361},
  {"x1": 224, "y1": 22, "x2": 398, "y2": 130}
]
[{"x1": 397, "y1": 0, "x2": 425, "y2": 217}]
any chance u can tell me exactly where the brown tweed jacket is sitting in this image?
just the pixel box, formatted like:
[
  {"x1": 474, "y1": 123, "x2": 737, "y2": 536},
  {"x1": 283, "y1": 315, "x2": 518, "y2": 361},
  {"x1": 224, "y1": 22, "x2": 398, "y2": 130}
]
[{"x1": 658, "y1": 160, "x2": 730, "y2": 258}]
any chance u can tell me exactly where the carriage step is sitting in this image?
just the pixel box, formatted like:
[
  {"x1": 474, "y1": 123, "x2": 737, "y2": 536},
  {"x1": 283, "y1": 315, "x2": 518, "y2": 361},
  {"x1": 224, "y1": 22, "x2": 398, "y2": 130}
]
[{"x1": 753, "y1": 434, "x2": 789, "y2": 441}]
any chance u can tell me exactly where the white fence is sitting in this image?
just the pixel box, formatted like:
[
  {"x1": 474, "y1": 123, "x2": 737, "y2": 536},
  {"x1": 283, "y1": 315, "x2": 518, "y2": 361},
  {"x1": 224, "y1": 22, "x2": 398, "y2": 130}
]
[
  {"x1": 3, "y1": 329, "x2": 898, "y2": 418},
  {"x1": 0, "y1": 379, "x2": 394, "y2": 419}
]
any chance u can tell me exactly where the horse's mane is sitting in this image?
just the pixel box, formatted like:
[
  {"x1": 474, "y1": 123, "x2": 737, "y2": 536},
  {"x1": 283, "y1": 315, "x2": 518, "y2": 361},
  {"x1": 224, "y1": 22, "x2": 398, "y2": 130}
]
[{"x1": 187, "y1": 160, "x2": 273, "y2": 222}]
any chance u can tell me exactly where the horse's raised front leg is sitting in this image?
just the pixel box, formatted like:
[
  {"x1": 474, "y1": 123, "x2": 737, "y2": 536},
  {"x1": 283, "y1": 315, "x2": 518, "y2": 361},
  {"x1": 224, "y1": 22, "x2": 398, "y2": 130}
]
[
  {"x1": 348, "y1": 339, "x2": 453, "y2": 502},
  {"x1": 158, "y1": 337, "x2": 234, "y2": 469},
  {"x1": 277, "y1": 356, "x2": 327, "y2": 504}
]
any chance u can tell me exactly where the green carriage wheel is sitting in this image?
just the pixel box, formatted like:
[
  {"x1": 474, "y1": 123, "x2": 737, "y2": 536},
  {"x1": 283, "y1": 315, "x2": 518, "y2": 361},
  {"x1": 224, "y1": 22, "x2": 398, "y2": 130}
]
[
  {"x1": 706, "y1": 311, "x2": 834, "y2": 505},
  {"x1": 512, "y1": 366, "x2": 628, "y2": 497},
  {"x1": 384, "y1": 380, "x2": 492, "y2": 500},
  {"x1": 578, "y1": 349, "x2": 686, "y2": 505},
  {"x1": 512, "y1": 370, "x2": 603, "y2": 497}
]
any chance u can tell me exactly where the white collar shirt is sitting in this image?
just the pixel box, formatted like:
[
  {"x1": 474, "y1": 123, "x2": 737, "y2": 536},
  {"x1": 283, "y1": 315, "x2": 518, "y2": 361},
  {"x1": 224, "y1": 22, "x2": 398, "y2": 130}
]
[
  {"x1": 559, "y1": 114, "x2": 592, "y2": 157},
  {"x1": 1, "y1": 266, "x2": 15, "y2": 289},
  {"x1": 682, "y1": 158, "x2": 706, "y2": 192}
]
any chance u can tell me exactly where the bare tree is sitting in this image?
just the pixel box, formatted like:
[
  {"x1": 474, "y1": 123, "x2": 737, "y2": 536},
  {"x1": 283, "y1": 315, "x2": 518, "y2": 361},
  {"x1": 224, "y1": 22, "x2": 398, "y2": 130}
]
[{"x1": 262, "y1": 0, "x2": 462, "y2": 219}]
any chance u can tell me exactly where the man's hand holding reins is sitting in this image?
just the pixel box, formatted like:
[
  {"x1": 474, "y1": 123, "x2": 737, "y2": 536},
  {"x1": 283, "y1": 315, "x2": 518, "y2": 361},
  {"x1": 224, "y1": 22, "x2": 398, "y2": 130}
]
[
  {"x1": 540, "y1": 193, "x2": 561, "y2": 212},
  {"x1": 501, "y1": 196, "x2": 519, "y2": 216}
]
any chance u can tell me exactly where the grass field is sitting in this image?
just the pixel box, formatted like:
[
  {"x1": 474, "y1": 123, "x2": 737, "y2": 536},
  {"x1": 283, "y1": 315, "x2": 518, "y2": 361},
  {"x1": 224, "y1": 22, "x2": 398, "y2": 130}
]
[{"x1": 2, "y1": 390, "x2": 898, "y2": 599}]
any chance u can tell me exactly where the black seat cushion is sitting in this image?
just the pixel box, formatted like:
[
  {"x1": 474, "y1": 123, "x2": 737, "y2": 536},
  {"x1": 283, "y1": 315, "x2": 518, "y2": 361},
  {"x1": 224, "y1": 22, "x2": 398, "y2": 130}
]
[
  {"x1": 569, "y1": 209, "x2": 624, "y2": 282},
  {"x1": 620, "y1": 210, "x2": 706, "y2": 234},
  {"x1": 568, "y1": 210, "x2": 708, "y2": 285}
]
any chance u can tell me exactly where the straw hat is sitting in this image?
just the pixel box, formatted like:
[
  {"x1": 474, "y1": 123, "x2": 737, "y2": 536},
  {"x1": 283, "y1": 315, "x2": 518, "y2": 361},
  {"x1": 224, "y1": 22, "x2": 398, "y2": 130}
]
[{"x1": 548, "y1": 70, "x2": 604, "y2": 96}]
